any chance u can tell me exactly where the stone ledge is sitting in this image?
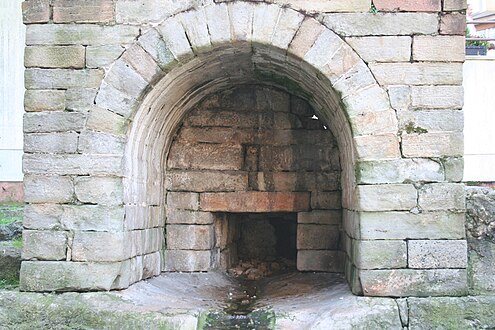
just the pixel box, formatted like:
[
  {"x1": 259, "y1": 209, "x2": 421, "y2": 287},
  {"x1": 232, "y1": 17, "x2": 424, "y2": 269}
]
[{"x1": 200, "y1": 192, "x2": 311, "y2": 212}]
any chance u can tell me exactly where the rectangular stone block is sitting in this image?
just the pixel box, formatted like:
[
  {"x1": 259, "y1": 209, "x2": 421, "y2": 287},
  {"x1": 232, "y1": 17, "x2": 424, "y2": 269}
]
[
  {"x1": 26, "y1": 24, "x2": 140, "y2": 46},
  {"x1": 356, "y1": 184, "x2": 417, "y2": 211},
  {"x1": 25, "y1": 46, "x2": 85, "y2": 69},
  {"x1": 256, "y1": 171, "x2": 340, "y2": 192},
  {"x1": 166, "y1": 192, "x2": 199, "y2": 211},
  {"x1": 22, "y1": 230, "x2": 68, "y2": 261},
  {"x1": 369, "y1": 63, "x2": 463, "y2": 85},
  {"x1": 398, "y1": 109, "x2": 463, "y2": 132},
  {"x1": 402, "y1": 132, "x2": 464, "y2": 157},
  {"x1": 53, "y1": 0, "x2": 114, "y2": 23},
  {"x1": 373, "y1": 0, "x2": 441, "y2": 11},
  {"x1": 443, "y1": 0, "x2": 467, "y2": 11},
  {"x1": 356, "y1": 159, "x2": 444, "y2": 184},
  {"x1": 22, "y1": 0, "x2": 49, "y2": 24},
  {"x1": 411, "y1": 85, "x2": 464, "y2": 109},
  {"x1": 25, "y1": 69, "x2": 104, "y2": 89},
  {"x1": 164, "y1": 250, "x2": 211, "y2": 272},
  {"x1": 413, "y1": 36, "x2": 464, "y2": 62},
  {"x1": 93, "y1": 82, "x2": 137, "y2": 117},
  {"x1": 166, "y1": 210, "x2": 214, "y2": 225},
  {"x1": 359, "y1": 211, "x2": 466, "y2": 240},
  {"x1": 24, "y1": 132, "x2": 79, "y2": 154},
  {"x1": 297, "y1": 210, "x2": 342, "y2": 225},
  {"x1": 138, "y1": 28, "x2": 177, "y2": 71},
  {"x1": 297, "y1": 250, "x2": 344, "y2": 272},
  {"x1": 24, "y1": 175, "x2": 74, "y2": 203},
  {"x1": 167, "y1": 143, "x2": 244, "y2": 171},
  {"x1": 157, "y1": 16, "x2": 194, "y2": 61},
  {"x1": 418, "y1": 183, "x2": 465, "y2": 211},
  {"x1": 143, "y1": 252, "x2": 161, "y2": 278},
  {"x1": 346, "y1": 36, "x2": 411, "y2": 63},
  {"x1": 440, "y1": 13, "x2": 466, "y2": 35},
  {"x1": 185, "y1": 109, "x2": 272, "y2": 128},
  {"x1": 310, "y1": 191, "x2": 341, "y2": 210},
  {"x1": 86, "y1": 106, "x2": 127, "y2": 136},
  {"x1": 408, "y1": 239, "x2": 467, "y2": 268},
  {"x1": 165, "y1": 171, "x2": 248, "y2": 192},
  {"x1": 321, "y1": 13, "x2": 438, "y2": 36},
  {"x1": 23, "y1": 154, "x2": 123, "y2": 176},
  {"x1": 72, "y1": 231, "x2": 129, "y2": 262},
  {"x1": 353, "y1": 240, "x2": 407, "y2": 269},
  {"x1": 259, "y1": 145, "x2": 339, "y2": 171},
  {"x1": 65, "y1": 88, "x2": 98, "y2": 112},
  {"x1": 469, "y1": 240, "x2": 495, "y2": 294},
  {"x1": 359, "y1": 269, "x2": 468, "y2": 297},
  {"x1": 354, "y1": 134, "x2": 401, "y2": 160},
  {"x1": 166, "y1": 225, "x2": 214, "y2": 250},
  {"x1": 74, "y1": 176, "x2": 123, "y2": 206},
  {"x1": 24, "y1": 112, "x2": 86, "y2": 133},
  {"x1": 24, "y1": 90, "x2": 66, "y2": 112},
  {"x1": 86, "y1": 45, "x2": 125, "y2": 68},
  {"x1": 200, "y1": 192, "x2": 310, "y2": 212},
  {"x1": 20, "y1": 260, "x2": 130, "y2": 291},
  {"x1": 297, "y1": 224, "x2": 340, "y2": 250},
  {"x1": 78, "y1": 131, "x2": 125, "y2": 155}
]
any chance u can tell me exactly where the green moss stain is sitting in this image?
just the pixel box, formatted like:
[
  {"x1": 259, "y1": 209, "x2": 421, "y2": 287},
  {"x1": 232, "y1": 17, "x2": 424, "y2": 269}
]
[{"x1": 404, "y1": 122, "x2": 428, "y2": 134}]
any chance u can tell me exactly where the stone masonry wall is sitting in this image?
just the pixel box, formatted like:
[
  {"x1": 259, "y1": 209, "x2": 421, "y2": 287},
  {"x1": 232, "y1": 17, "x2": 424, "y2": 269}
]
[
  {"x1": 164, "y1": 85, "x2": 343, "y2": 272},
  {"x1": 20, "y1": 0, "x2": 468, "y2": 296}
]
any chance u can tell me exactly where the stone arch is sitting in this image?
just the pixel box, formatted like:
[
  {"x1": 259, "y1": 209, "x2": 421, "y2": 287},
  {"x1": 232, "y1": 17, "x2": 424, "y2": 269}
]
[{"x1": 90, "y1": 1, "x2": 398, "y2": 293}]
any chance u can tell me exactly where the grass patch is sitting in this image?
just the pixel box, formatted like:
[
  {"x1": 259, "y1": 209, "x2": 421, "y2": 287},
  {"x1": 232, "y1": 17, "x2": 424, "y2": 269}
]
[
  {"x1": 0, "y1": 278, "x2": 19, "y2": 290},
  {"x1": 0, "y1": 204, "x2": 23, "y2": 226},
  {"x1": 10, "y1": 237, "x2": 23, "y2": 249}
]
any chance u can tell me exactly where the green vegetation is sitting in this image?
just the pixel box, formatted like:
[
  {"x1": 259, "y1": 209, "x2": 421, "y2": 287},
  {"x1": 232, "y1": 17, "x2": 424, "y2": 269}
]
[
  {"x1": 405, "y1": 122, "x2": 428, "y2": 134},
  {"x1": 466, "y1": 28, "x2": 490, "y2": 48},
  {"x1": 10, "y1": 237, "x2": 22, "y2": 249},
  {"x1": 0, "y1": 278, "x2": 19, "y2": 290},
  {"x1": 0, "y1": 204, "x2": 23, "y2": 225}
]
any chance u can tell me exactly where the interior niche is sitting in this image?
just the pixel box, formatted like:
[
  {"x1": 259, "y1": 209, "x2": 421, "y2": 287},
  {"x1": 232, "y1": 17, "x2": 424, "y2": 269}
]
[{"x1": 163, "y1": 85, "x2": 344, "y2": 276}]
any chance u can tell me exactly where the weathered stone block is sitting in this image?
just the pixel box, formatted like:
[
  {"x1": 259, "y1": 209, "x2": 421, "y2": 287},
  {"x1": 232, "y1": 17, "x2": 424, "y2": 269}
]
[
  {"x1": 440, "y1": 13, "x2": 466, "y2": 35},
  {"x1": 24, "y1": 133, "x2": 79, "y2": 154},
  {"x1": 94, "y1": 82, "x2": 138, "y2": 117},
  {"x1": 26, "y1": 24, "x2": 140, "y2": 46},
  {"x1": 178, "y1": 8, "x2": 211, "y2": 52},
  {"x1": 138, "y1": 28, "x2": 177, "y2": 71},
  {"x1": 413, "y1": 36, "x2": 464, "y2": 62},
  {"x1": 24, "y1": 90, "x2": 66, "y2": 112},
  {"x1": 359, "y1": 211, "x2": 466, "y2": 240},
  {"x1": 166, "y1": 225, "x2": 214, "y2": 250},
  {"x1": 25, "y1": 46, "x2": 85, "y2": 69},
  {"x1": 297, "y1": 250, "x2": 344, "y2": 272},
  {"x1": 346, "y1": 36, "x2": 411, "y2": 62},
  {"x1": 442, "y1": 157, "x2": 464, "y2": 182},
  {"x1": 53, "y1": 0, "x2": 114, "y2": 23},
  {"x1": 78, "y1": 131, "x2": 125, "y2": 155},
  {"x1": 24, "y1": 175, "x2": 74, "y2": 203},
  {"x1": 23, "y1": 154, "x2": 123, "y2": 176},
  {"x1": 354, "y1": 134, "x2": 401, "y2": 160},
  {"x1": 350, "y1": 110, "x2": 398, "y2": 136},
  {"x1": 274, "y1": 0, "x2": 371, "y2": 12},
  {"x1": 164, "y1": 250, "x2": 211, "y2": 272},
  {"x1": 271, "y1": 8, "x2": 304, "y2": 49},
  {"x1": 72, "y1": 231, "x2": 128, "y2": 262},
  {"x1": 0, "y1": 246, "x2": 21, "y2": 283},
  {"x1": 143, "y1": 252, "x2": 161, "y2": 278},
  {"x1": 157, "y1": 17, "x2": 194, "y2": 61},
  {"x1": 411, "y1": 85, "x2": 464, "y2": 109},
  {"x1": 167, "y1": 143, "x2": 244, "y2": 171},
  {"x1": 25, "y1": 69, "x2": 104, "y2": 89},
  {"x1": 360, "y1": 269, "x2": 468, "y2": 297},
  {"x1": 166, "y1": 192, "x2": 199, "y2": 211},
  {"x1": 122, "y1": 44, "x2": 163, "y2": 84},
  {"x1": 398, "y1": 109, "x2": 463, "y2": 132},
  {"x1": 373, "y1": 0, "x2": 441, "y2": 11},
  {"x1": 310, "y1": 191, "x2": 341, "y2": 210},
  {"x1": 418, "y1": 183, "x2": 465, "y2": 211},
  {"x1": 402, "y1": 133, "x2": 464, "y2": 158},
  {"x1": 469, "y1": 240, "x2": 495, "y2": 294},
  {"x1": 387, "y1": 85, "x2": 411, "y2": 110},
  {"x1": 165, "y1": 171, "x2": 248, "y2": 192},
  {"x1": 369, "y1": 63, "x2": 463, "y2": 86},
  {"x1": 321, "y1": 13, "x2": 438, "y2": 36},
  {"x1": 86, "y1": 45, "x2": 125, "y2": 68},
  {"x1": 22, "y1": 230, "x2": 67, "y2": 261},
  {"x1": 297, "y1": 210, "x2": 342, "y2": 225},
  {"x1": 297, "y1": 224, "x2": 340, "y2": 250},
  {"x1": 353, "y1": 240, "x2": 407, "y2": 269},
  {"x1": 116, "y1": 0, "x2": 200, "y2": 24},
  {"x1": 259, "y1": 145, "x2": 339, "y2": 171},
  {"x1": 20, "y1": 260, "x2": 130, "y2": 291},
  {"x1": 408, "y1": 239, "x2": 467, "y2": 268},
  {"x1": 343, "y1": 84, "x2": 390, "y2": 117},
  {"x1": 229, "y1": 2, "x2": 255, "y2": 42},
  {"x1": 408, "y1": 296, "x2": 495, "y2": 329},
  {"x1": 443, "y1": 0, "x2": 467, "y2": 11},
  {"x1": 357, "y1": 159, "x2": 444, "y2": 184},
  {"x1": 288, "y1": 17, "x2": 324, "y2": 59},
  {"x1": 74, "y1": 176, "x2": 123, "y2": 206},
  {"x1": 103, "y1": 59, "x2": 148, "y2": 99},
  {"x1": 65, "y1": 88, "x2": 98, "y2": 112},
  {"x1": 22, "y1": 0, "x2": 50, "y2": 24},
  {"x1": 24, "y1": 112, "x2": 86, "y2": 133},
  {"x1": 356, "y1": 184, "x2": 417, "y2": 211},
  {"x1": 86, "y1": 107, "x2": 127, "y2": 136},
  {"x1": 200, "y1": 192, "x2": 310, "y2": 212},
  {"x1": 166, "y1": 209, "x2": 213, "y2": 226}
]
